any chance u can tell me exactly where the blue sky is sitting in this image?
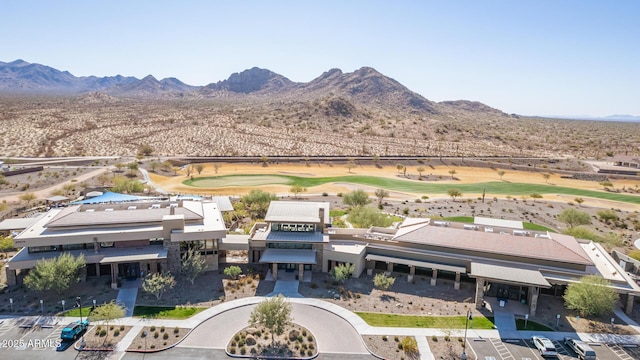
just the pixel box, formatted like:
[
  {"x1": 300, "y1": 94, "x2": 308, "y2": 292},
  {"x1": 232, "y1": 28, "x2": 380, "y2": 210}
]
[{"x1": 1, "y1": 1, "x2": 638, "y2": 117}]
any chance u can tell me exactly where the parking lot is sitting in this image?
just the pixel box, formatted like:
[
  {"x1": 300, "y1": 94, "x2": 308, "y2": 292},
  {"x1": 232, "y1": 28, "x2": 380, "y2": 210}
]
[
  {"x1": 465, "y1": 336, "x2": 639, "y2": 360},
  {"x1": 0, "y1": 317, "x2": 79, "y2": 360}
]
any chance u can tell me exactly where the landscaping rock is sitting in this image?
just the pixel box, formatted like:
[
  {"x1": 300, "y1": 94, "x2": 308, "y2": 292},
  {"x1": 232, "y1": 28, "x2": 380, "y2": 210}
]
[
  {"x1": 288, "y1": 329, "x2": 300, "y2": 341},
  {"x1": 245, "y1": 335, "x2": 256, "y2": 346}
]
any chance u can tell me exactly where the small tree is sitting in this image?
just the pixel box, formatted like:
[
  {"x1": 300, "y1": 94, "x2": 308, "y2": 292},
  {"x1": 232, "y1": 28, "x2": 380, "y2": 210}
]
[
  {"x1": 185, "y1": 165, "x2": 193, "y2": 177},
  {"x1": 224, "y1": 265, "x2": 242, "y2": 280},
  {"x1": 374, "y1": 188, "x2": 389, "y2": 206},
  {"x1": 396, "y1": 163, "x2": 404, "y2": 175},
  {"x1": 330, "y1": 263, "x2": 355, "y2": 283},
  {"x1": 401, "y1": 336, "x2": 419, "y2": 357},
  {"x1": 114, "y1": 163, "x2": 126, "y2": 173},
  {"x1": 19, "y1": 192, "x2": 37, "y2": 207},
  {"x1": 574, "y1": 197, "x2": 584, "y2": 207},
  {"x1": 195, "y1": 164, "x2": 204, "y2": 175},
  {"x1": 597, "y1": 209, "x2": 619, "y2": 224},
  {"x1": 447, "y1": 188, "x2": 462, "y2": 202},
  {"x1": 290, "y1": 184, "x2": 306, "y2": 199},
  {"x1": 181, "y1": 248, "x2": 207, "y2": 285},
  {"x1": 242, "y1": 190, "x2": 278, "y2": 219},
  {"x1": 213, "y1": 163, "x2": 221, "y2": 174},
  {"x1": 346, "y1": 159, "x2": 357, "y2": 173},
  {"x1": 260, "y1": 156, "x2": 269, "y2": 167},
  {"x1": 373, "y1": 155, "x2": 380, "y2": 167},
  {"x1": 150, "y1": 161, "x2": 160, "y2": 173},
  {"x1": 564, "y1": 275, "x2": 618, "y2": 317},
  {"x1": 448, "y1": 169, "x2": 457, "y2": 179},
  {"x1": 343, "y1": 189, "x2": 371, "y2": 207},
  {"x1": 0, "y1": 235, "x2": 14, "y2": 259},
  {"x1": 347, "y1": 206, "x2": 393, "y2": 228},
  {"x1": 373, "y1": 273, "x2": 395, "y2": 290},
  {"x1": 249, "y1": 295, "x2": 292, "y2": 344},
  {"x1": 138, "y1": 144, "x2": 154, "y2": 156},
  {"x1": 142, "y1": 272, "x2": 176, "y2": 300},
  {"x1": 557, "y1": 208, "x2": 591, "y2": 229},
  {"x1": 530, "y1": 193, "x2": 543, "y2": 202},
  {"x1": 497, "y1": 170, "x2": 506, "y2": 180},
  {"x1": 89, "y1": 301, "x2": 126, "y2": 345},
  {"x1": 599, "y1": 180, "x2": 613, "y2": 189},
  {"x1": 542, "y1": 173, "x2": 551, "y2": 183},
  {"x1": 416, "y1": 166, "x2": 425, "y2": 179},
  {"x1": 24, "y1": 253, "x2": 85, "y2": 294}
]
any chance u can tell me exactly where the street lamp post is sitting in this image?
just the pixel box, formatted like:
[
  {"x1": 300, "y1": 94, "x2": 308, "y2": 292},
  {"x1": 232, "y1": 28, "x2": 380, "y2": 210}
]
[
  {"x1": 9, "y1": 298, "x2": 13, "y2": 312},
  {"x1": 61, "y1": 300, "x2": 65, "y2": 312},
  {"x1": 76, "y1": 296, "x2": 82, "y2": 323},
  {"x1": 462, "y1": 310, "x2": 473, "y2": 360}
]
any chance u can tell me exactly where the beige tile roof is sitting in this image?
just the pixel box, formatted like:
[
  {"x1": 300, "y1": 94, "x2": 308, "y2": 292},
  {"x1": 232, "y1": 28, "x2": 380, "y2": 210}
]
[{"x1": 393, "y1": 225, "x2": 593, "y2": 266}]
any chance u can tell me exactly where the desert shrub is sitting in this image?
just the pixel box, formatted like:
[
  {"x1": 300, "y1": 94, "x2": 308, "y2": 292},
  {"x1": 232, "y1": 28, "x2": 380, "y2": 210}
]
[
  {"x1": 174, "y1": 327, "x2": 180, "y2": 334},
  {"x1": 99, "y1": 329, "x2": 107, "y2": 337},
  {"x1": 163, "y1": 332, "x2": 169, "y2": 340}
]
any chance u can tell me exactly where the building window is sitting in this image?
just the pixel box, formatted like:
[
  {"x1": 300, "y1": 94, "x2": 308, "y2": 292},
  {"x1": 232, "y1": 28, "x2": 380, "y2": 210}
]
[
  {"x1": 61, "y1": 243, "x2": 87, "y2": 251},
  {"x1": 267, "y1": 242, "x2": 312, "y2": 250},
  {"x1": 150, "y1": 238, "x2": 164, "y2": 246},
  {"x1": 271, "y1": 223, "x2": 315, "y2": 232},
  {"x1": 28, "y1": 245, "x2": 58, "y2": 253},
  {"x1": 100, "y1": 242, "x2": 114, "y2": 248}
]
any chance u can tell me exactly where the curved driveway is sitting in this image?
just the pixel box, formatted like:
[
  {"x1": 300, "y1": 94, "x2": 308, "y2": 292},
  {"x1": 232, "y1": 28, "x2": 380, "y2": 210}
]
[{"x1": 178, "y1": 303, "x2": 369, "y2": 354}]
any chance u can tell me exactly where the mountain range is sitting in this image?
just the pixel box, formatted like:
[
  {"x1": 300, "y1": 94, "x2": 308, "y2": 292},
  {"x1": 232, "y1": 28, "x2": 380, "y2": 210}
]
[{"x1": 0, "y1": 59, "x2": 507, "y2": 117}]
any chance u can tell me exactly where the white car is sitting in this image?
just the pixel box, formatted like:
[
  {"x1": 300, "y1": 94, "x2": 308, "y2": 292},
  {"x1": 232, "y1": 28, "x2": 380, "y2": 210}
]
[{"x1": 532, "y1": 336, "x2": 558, "y2": 357}]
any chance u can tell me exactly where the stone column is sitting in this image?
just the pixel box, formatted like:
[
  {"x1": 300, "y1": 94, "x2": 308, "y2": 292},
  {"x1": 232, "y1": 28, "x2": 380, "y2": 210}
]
[
  {"x1": 298, "y1": 264, "x2": 304, "y2": 281},
  {"x1": 475, "y1": 278, "x2": 485, "y2": 310},
  {"x1": 93, "y1": 237, "x2": 99, "y2": 254},
  {"x1": 626, "y1": 294, "x2": 635, "y2": 315},
  {"x1": 454, "y1": 272, "x2": 461, "y2": 290},
  {"x1": 386, "y1": 262, "x2": 393, "y2": 276},
  {"x1": 95, "y1": 263, "x2": 101, "y2": 277},
  {"x1": 80, "y1": 266, "x2": 87, "y2": 282},
  {"x1": 408, "y1": 266, "x2": 415, "y2": 283},
  {"x1": 431, "y1": 268, "x2": 438, "y2": 286},
  {"x1": 528, "y1": 286, "x2": 539, "y2": 316},
  {"x1": 367, "y1": 268, "x2": 373, "y2": 276},
  {"x1": 272, "y1": 263, "x2": 278, "y2": 281},
  {"x1": 111, "y1": 264, "x2": 119, "y2": 289},
  {"x1": 5, "y1": 268, "x2": 17, "y2": 286}
]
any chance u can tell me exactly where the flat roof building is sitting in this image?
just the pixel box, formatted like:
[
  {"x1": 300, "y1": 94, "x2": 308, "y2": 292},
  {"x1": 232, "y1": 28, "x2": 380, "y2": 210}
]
[{"x1": 7, "y1": 199, "x2": 227, "y2": 289}]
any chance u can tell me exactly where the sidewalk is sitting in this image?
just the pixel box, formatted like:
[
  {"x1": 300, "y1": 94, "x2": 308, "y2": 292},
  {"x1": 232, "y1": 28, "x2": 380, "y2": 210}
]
[{"x1": 3, "y1": 296, "x2": 640, "y2": 357}]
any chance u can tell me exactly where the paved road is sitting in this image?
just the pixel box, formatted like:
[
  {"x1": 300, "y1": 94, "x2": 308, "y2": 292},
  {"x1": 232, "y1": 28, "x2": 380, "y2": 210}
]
[{"x1": 178, "y1": 302, "x2": 369, "y2": 354}]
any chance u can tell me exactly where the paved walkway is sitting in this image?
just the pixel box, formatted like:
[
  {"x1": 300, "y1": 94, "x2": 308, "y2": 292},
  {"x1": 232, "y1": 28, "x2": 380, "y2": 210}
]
[
  {"x1": 116, "y1": 279, "x2": 140, "y2": 317},
  {"x1": 4, "y1": 296, "x2": 640, "y2": 359},
  {"x1": 267, "y1": 280, "x2": 303, "y2": 297}
]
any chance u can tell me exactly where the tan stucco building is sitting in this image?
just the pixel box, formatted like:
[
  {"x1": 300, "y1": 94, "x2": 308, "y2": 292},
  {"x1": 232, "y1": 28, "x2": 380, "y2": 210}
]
[{"x1": 6, "y1": 200, "x2": 227, "y2": 289}]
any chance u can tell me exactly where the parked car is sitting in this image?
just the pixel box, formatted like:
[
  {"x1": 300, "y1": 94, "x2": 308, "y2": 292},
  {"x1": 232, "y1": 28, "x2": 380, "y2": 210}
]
[
  {"x1": 532, "y1": 336, "x2": 558, "y2": 357},
  {"x1": 564, "y1": 336, "x2": 597, "y2": 360},
  {"x1": 60, "y1": 319, "x2": 89, "y2": 341}
]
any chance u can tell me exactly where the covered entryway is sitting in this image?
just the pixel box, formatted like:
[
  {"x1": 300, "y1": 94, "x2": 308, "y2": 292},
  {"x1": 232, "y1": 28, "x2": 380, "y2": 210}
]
[
  {"x1": 259, "y1": 248, "x2": 316, "y2": 281},
  {"x1": 470, "y1": 262, "x2": 551, "y2": 316}
]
